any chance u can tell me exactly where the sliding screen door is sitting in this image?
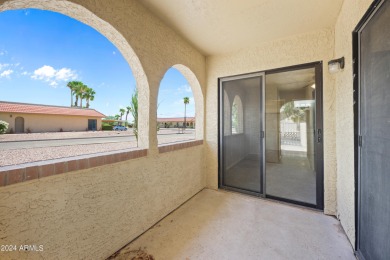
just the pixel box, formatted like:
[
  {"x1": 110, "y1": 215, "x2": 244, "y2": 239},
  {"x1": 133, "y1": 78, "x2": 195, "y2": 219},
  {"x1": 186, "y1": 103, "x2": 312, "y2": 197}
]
[
  {"x1": 219, "y1": 73, "x2": 265, "y2": 195},
  {"x1": 357, "y1": 0, "x2": 390, "y2": 259}
]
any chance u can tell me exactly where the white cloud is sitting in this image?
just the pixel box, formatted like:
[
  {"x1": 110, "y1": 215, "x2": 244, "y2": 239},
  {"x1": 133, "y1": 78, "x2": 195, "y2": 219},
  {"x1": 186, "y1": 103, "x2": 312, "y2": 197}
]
[
  {"x1": 31, "y1": 65, "x2": 56, "y2": 79},
  {"x1": 55, "y1": 68, "x2": 75, "y2": 81},
  {"x1": 0, "y1": 63, "x2": 9, "y2": 70},
  {"x1": 112, "y1": 51, "x2": 116, "y2": 55},
  {"x1": 177, "y1": 84, "x2": 192, "y2": 93},
  {"x1": 0, "y1": 69, "x2": 13, "y2": 78},
  {"x1": 0, "y1": 50, "x2": 7, "y2": 56},
  {"x1": 21, "y1": 71, "x2": 29, "y2": 76},
  {"x1": 49, "y1": 81, "x2": 58, "y2": 87},
  {"x1": 31, "y1": 65, "x2": 78, "y2": 87}
]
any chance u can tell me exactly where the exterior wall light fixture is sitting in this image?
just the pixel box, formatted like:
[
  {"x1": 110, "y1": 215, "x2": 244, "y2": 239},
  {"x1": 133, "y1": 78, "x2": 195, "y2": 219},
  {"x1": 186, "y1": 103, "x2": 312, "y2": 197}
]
[{"x1": 328, "y1": 57, "x2": 345, "y2": 73}]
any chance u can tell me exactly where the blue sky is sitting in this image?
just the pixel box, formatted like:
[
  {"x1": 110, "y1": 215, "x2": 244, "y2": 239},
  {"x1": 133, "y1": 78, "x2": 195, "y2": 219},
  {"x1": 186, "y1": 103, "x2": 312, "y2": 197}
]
[{"x1": 0, "y1": 9, "x2": 194, "y2": 120}]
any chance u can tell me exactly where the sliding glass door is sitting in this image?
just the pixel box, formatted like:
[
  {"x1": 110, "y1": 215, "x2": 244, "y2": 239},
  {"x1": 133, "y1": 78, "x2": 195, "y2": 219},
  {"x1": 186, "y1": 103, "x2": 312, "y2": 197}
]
[
  {"x1": 219, "y1": 63, "x2": 323, "y2": 209},
  {"x1": 264, "y1": 65, "x2": 323, "y2": 208}
]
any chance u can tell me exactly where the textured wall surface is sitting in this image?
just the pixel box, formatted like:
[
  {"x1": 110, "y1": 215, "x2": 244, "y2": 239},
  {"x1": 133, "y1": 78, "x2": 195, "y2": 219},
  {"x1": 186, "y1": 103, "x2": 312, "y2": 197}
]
[
  {"x1": 205, "y1": 29, "x2": 338, "y2": 215},
  {"x1": 334, "y1": 0, "x2": 373, "y2": 247},
  {"x1": 0, "y1": 146, "x2": 205, "y2": 259},
  {"x1": 0, "y1": 0, "x2": 206, "y2": 259}
]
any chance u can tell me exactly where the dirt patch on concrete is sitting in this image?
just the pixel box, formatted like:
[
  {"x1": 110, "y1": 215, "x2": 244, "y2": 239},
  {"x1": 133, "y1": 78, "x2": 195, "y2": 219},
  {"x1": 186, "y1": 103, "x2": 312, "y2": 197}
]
[{"x1": 108, "y1": 248, "x2": 154, "y2": 260}]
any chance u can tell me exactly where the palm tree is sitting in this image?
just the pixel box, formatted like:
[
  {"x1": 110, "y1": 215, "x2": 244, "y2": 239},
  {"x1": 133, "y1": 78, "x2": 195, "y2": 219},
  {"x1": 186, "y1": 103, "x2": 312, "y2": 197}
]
[
  {"x1": 84, "y1": 88, "x2": 96, "y2": 108},
  {"x1": 183, "y1": 97, "x2": 190, "y2": 129},
  {"x1": 78, "y1": 84, "x2": 89, "y2": 108},
  {"x1": 119, "y1": 108, "x2": 126, "y2": 120},
  {"x1": 114, "y1": 114, "x2": 120, "y2": 120},
  {"x1": 72, "y1": 82, "x2": 84, "y2": 107},
  {"x1": 125, "y1": 106, "x2": 131, "y2": 126},
  {"x1": 67, "y1": 81, "x2": 82, "y2": 107},
  {"x1": 129, "y1": 89, "x2": 138, "y2": 145}
]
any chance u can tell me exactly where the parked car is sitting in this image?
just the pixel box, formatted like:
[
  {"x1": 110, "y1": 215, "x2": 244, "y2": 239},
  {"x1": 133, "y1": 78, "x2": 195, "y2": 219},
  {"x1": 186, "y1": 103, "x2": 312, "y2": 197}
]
[{"x1": 113, "y1": 125, "x2": 127, "y2": 131}]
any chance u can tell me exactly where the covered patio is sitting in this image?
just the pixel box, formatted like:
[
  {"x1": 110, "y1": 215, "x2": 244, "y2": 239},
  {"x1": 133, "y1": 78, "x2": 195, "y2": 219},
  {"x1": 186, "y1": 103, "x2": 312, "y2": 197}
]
[
  {"x1": 111, "y1": 189, "x2": 354, "y2": 259},
  {"x1": 0, "y1": 0, "x2": 388, "y2": 259}
]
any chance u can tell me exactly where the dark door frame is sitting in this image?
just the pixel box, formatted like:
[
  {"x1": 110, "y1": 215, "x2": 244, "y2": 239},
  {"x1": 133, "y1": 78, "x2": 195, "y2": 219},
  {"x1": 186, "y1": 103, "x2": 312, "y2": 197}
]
[
  {"x1": 352, "y1": 0, "x2": 385, "y2": 256},
  {"x1": 218, "y1": 71, "x2": 266, "y2": 198},
  {"x1": 265, "y1": 62, "x2": 324, "y2": 210},
  {"x1": 218, "y1": 61, "x2": 324, "y2": 210}
]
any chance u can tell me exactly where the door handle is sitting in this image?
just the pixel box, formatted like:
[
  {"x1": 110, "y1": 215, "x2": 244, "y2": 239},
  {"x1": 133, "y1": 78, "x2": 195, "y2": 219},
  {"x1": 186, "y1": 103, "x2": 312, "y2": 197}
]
[{"x1": 317, "y1": 129, "x2": 322, "y2": 143}]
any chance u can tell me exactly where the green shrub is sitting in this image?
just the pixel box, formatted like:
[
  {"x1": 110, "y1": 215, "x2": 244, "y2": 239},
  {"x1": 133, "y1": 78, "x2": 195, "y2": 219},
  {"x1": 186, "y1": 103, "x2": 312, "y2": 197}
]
[
  {"x1": 0, "y1": 120, "x2": 9, "y2": 134},
  {"x1": 102, "y1": 125, "x2": 113, "y2": 131}
]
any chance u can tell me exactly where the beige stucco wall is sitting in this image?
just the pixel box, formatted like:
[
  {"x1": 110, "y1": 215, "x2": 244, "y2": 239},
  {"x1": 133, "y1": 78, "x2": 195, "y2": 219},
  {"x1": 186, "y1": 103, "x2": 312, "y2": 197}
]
[
  {"x1": 0, "y1": 0, "x2": 207, "y2": 259},
  {"x1": 0, "y1": 113, "x2": 102, "y2": 133},
  {"x1": 205, "y1": 28, "x2": 338, "y2": 215},
  {"x1": 0, "y1": 146, "x2": 205, "y2": 259},
  {"x1": 333, "y1": 0, "x2": 374, "y2": 247}
]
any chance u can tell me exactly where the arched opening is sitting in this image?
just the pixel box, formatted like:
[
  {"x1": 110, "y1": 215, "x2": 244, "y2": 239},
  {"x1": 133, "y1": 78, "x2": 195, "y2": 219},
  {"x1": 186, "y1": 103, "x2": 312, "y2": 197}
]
[
  {"x1": 15, "y1": 116, "x2": 24, "y2": 133},
  {"x1": 231, "y1": 95, "x2": 243, "y2": 134},
  {"x1": 157, "y1": 64, "x2": 203, "y2": 145},
  {"x1": 223, "y1": 90, "x2": 231, "y2": 136},
  {"x1": 0, "y1": 0, "x2": 149, "y2": 148}
]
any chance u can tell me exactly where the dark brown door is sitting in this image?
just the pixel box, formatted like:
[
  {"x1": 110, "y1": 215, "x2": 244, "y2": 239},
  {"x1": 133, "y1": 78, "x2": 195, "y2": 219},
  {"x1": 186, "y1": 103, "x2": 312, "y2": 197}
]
[{"x1": 15, "y1": 117, "x2": 24, "y2": 133}]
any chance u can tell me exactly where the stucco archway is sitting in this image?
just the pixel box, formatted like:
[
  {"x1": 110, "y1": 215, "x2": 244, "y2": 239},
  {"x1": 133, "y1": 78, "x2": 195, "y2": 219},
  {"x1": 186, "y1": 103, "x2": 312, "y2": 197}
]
[
  {"x1": 0, "y1": 0, "x2": 150, "y2": 148},
  {"x1": 232, "y1": 95, "x2": 243, "y2": 134},
  {"x1": 171, "y1": 64, "x2": 204, "y2": 140}
]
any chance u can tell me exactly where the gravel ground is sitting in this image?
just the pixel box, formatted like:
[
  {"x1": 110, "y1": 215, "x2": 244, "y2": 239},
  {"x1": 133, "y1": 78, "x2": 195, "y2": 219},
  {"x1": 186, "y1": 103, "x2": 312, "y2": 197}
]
[
  {"x1": 0, "y1": 141, "x2": 138, "y2": 167},
  {"x1": 0, "y1": 130, "x2": 133, "y2": 142},
  {"x1": 0, "y1": 129, "x2": 195, "y2": 167}
]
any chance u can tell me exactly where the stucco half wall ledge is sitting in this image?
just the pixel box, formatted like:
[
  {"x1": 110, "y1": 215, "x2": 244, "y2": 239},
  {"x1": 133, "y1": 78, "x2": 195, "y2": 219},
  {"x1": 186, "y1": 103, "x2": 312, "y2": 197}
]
[
  {"x1": 0, "y1": 149, "x2": 147, "y2": 187},
  {"x1": 0, "y1": 0, "x2": 151, "y2": 149},
  {"x1": 0, "y1": 140, "x2": 204, "y2": 187}
]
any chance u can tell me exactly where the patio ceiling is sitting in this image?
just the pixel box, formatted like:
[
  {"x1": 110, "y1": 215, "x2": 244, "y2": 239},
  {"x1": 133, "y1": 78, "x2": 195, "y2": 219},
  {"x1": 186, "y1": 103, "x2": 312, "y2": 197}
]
[{"x1": 139, "y1": 0, "x2": 344, "y2": 55}]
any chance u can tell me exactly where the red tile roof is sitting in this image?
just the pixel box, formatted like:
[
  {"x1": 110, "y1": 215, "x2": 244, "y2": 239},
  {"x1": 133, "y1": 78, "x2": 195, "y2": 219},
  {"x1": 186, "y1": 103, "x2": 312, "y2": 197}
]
[
  {"x1": 157, "y1": 117, "x2": 195, "y2": 122},
  {"x1": 0, "y1": 101, "x2": 105, "y2": 118}
]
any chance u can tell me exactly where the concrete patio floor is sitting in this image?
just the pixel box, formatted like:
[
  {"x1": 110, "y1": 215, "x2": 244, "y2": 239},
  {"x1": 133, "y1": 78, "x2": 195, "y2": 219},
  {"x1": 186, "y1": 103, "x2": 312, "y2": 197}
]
[{"x1": 110, "y1": 189, "x2": 355, "y2": 260}]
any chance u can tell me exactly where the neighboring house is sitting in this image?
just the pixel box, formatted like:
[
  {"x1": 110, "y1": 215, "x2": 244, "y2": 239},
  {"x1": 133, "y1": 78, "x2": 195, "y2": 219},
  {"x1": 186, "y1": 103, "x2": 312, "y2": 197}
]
[
  {"x1": 0, "y1": 101, "x2": 105, "y2": 133},
  {"x1": 157, "y1": 117, "x2": 195, "y2": 128}
]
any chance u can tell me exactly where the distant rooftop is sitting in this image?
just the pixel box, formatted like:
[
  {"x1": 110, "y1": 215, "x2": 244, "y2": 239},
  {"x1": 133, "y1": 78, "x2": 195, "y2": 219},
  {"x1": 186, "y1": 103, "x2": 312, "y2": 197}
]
[{"x1": 0, "y1": 101, "x2": 105, "y2": 118}]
